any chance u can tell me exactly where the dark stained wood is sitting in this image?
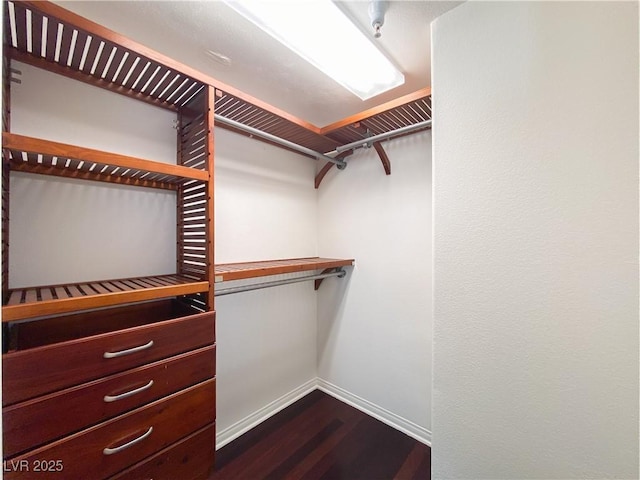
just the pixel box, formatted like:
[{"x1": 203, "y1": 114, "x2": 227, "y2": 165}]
[
  {"x1": 206, "y1": 86, "x2": 215, "y2": 310},
  {"x1": 2, "y1": 156, "x2": 9, "y2": 306},
  {"x1": 314, "y1": 151, "x2": 352, "y2": 189},
  {"x1": 3, "y1": 345, "x2": 216, "y2": 457},
  {"x1": 373, "y1": 141, "x2": 391, "y2": 175},
  {"x1": 3, "y1": 379, "x2": 216, "y2": 480},
  {"x1": 2, "y1": 308, "x2": 215, "y2": 405},
  {"x1": 210, "y1": 390, "x2": 430, "y2": 480},
  {"x1": 11, "y1": 299, "x2": 199, "y2": 350},
  {"x1": 111, "y1": 423, "x2": 215, "y2": 480},
  {"x1": 315, "y1": 269, "x2": 335, "y2": 291}
]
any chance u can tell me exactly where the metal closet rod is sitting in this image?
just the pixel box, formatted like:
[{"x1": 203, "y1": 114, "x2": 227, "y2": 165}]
[
  {"x1": 215, "y1": 269, "x2": 346, "y2": 297},
  {"x1": 214, "y1": 114, "x2": 347, "y2": 168},
  {"x1": 332, "y1": 119, "x2": 433, "y2": 154}
]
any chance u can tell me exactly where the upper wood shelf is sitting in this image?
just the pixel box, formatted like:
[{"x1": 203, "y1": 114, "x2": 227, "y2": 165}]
[
  {"x1": 3, "y1": 132, "x2": 209, "y2": 190},
  {"x1": 2, "y1": 274, "x2": 209, "y2": 322},
  {"x1": 4, "y1": 1, "x2": 431, "y2": 161},
  {"x1": 214, "y1": 258, "x2": 354, "y2": 283}
]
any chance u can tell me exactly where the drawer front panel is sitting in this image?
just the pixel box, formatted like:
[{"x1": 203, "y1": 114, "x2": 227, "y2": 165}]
[
  {"x1": 3, "y1": 379, "x2": 216, "y2": 480},
  {"x1": 3, "y1": 310, "x2": 215, "y2": 405},
  {"x1": 109, "y1": 423, "x2": 215, "y2": 480},
  {"x1": 4, "y1": 346, "x2": 216, "y2": 458}
]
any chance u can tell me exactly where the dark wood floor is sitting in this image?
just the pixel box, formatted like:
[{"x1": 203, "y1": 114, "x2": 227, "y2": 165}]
[{"x1": 209, "y1": 390, "x2": 431, "y2": 480}]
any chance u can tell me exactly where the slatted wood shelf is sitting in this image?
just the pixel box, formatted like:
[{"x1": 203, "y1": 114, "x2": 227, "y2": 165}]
[
  {"x1": 214, "y1": 258, "x2": 354, "y2": 283},
  {"x1": 214, "y1": 90, "x2": 339, "y2": 156},
  {"x1": 5, "y1": 0, "x2": 206, "y2": 111},
  {"x1": 2, "y1": 274, "x2": 210, "y2": 322},
  {"x1": 320, "y1": 88, "x2": 432, "y2": 145},
  {"x1": 4, "y1": 0, "x2": 430, "y2": 164},
  {"x1": 3, "y1": 132, "x2": 209, "y2": 190},
  {"x1": 3, "y1": 0, "x2": 338, "y2": 156}
]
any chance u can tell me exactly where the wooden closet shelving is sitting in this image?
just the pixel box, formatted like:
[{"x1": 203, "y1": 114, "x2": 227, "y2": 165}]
[
  {"x1": 214, "y1": 257, "x2": 354, "y2": 283},
  {"x1": 3, "y1": 1, "x2": 218, "y2": 478}
]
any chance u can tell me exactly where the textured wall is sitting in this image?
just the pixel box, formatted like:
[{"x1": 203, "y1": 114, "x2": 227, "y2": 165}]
[
  {"x1": 214, "y1": 127, "x2": 319, "y2": 437},
  {"x1": 317, "y1": 131, "x2": 432, "y2": 442},
  {"x1": 432, "y1": 2, "x2": 639, "y2": 478}
]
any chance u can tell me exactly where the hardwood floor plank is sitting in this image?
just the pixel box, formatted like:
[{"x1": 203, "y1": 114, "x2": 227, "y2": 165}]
[
  {"x1": 262, "y1": 420, "x2": 343, "y2": 480},
  {"x1": 394, "y1": 444, "x2": 430, "y2": 480},
  {"x1": 209, "y1": 391, "x2": 431, "y2": 480}
]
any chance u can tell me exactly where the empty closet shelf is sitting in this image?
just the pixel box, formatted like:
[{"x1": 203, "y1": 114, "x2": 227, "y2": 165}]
[
  {"x1": 2, "y1": 275, "x2": 209, "y2": 322},
  {"x1": 214, "y1": 257, "x2": 354, "y2": 283},
  {"x1": 3, "y1": 133, "x2": 209, "y2": 190}
]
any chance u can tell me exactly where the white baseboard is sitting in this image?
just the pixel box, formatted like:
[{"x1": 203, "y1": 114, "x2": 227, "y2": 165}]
[
  {"x1": 317, "y1": 378, "x2": 432, "y2": 446},
  {"x1": 215, "y1": 378, "x2": 318, "y2": 449},
  {"x1": 216, "y1": 377, "x2": 431, "y2": 449}
]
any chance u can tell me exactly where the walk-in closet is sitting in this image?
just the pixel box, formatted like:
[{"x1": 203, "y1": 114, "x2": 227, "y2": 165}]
[{"x1": 2, "y1": 1, "x2": 638, "y2": 479}]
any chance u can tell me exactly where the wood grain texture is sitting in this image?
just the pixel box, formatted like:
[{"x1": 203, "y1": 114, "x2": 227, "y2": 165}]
[
  {"x1": 3, "y1": 345, "x2": 216, "y2": 457},
  {"x1": 214, "y1": 258, "x2": 354, "y2": 283},
  {"x1": 111, "y1": 423, "x2": 215, "y2": 480},
  {"x1": 2, "y1": 275, "x2": 210, "y2": 322},
  {"x1": 2, "y1": 308, "x2": 215, "y2": 405},
  {"x1": 3, "y1": 379, "x2": 216, "y2": 480},
  {"x1": 210, "y1": 390, "x2": 430, "y2": 480},
  {"x1": 3, "y1": 132, "x2": 209, "y2": 183}
]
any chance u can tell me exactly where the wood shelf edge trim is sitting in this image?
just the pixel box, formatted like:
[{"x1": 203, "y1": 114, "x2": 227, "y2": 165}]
[
  {"x1": 3, "y1": 132, "x2": 209, "y2": 182},
  {"x1": 215, "y1": 258, "x2": 354, "y2": 283},
  {"x1": 2, "y1": 281, "x2": 210, "y2": 322},
  {"x1": 319, "y1": 87, "x2": 432, "y2": 135}
]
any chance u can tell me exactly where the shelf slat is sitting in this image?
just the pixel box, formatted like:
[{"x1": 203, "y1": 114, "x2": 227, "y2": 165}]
[
  {"x1": 3, "y1": 133, "x2": 209, "y2": 189},
  {"x1": 2, "y1": 275, "x2": 209, "y2": 322},
  {"x1": 214, "y1": 257, "x2": 354, "y2": 283}
]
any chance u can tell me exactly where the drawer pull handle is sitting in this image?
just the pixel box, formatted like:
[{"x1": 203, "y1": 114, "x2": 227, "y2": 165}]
[
  {"x1": 103, "y1": 380, "x2": 154, "y2": 403},
  {"x1": 103, "y1": 426, "x2": 153, "y2": 456},
  {"x1": 103, "y1": 340, "x2": 154, "y2": 359}
]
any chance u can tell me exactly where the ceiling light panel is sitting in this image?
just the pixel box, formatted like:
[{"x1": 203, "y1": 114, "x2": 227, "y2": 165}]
[{"x1": 224, "y1": 0, "x2": 404, "y2": 100}]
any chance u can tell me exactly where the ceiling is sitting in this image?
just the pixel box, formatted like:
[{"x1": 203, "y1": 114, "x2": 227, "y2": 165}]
[{"x1": 54, "y1": 1, "x2": 462, "y2": 127}]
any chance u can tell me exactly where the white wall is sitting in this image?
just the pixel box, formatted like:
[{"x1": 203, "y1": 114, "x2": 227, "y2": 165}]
[
  {"x1": 317, "y1": 131, "x2": 432, "y2": 443},
  {"x1": 214, "y1": 128, "x2": 319, "y2": 442},
  {"x1": 9, "y1": 63, "x2": 177, "y2": 287},
  {"x1": 432, "y1": 2, "x2": 639, "y2": 479}
]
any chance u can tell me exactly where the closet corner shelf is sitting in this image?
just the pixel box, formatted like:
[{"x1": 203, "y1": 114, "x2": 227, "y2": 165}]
[
  {"x1": 2, "y1": 132, "x2": 208, "y2": 189},
  {"x1": 214, "y1": 258, "x2": 354, "y2": 283},
  {"x1": 2, "y1": 275, "x2": 209, "y2": 322}
]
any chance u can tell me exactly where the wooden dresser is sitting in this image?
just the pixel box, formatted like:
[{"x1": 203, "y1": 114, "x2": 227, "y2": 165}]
[
  {"x1": 3, "y1": 301, "x2": 216, "y2": 479},
  {"x1": 2, "y1": 1, "x2": 216, "y2": 478}
]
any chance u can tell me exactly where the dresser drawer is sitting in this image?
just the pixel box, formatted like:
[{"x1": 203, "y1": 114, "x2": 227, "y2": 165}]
[
  {"x1": 3, "y1": 303, "x2": 215, "y2": 406},
  {"x1": 4, "y1": 345, "x2": 216, "y2": 458},
  {"x1": 110, "y1": 423, "x2": 215, "y2": 480},
  {"x1": 3, "y1": 379, "x2": 216, "y2": 480}
]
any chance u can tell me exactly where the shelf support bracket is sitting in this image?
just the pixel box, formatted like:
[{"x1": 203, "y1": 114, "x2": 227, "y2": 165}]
[
  {"x1": 315, "y1": 268, "x2": 346, "y2": 290},
  {"x1": 372, "y1": 141, "x2": 391, "y2": 175},
  {"x1": 314, "y1": 150, "x2": 352, "y2": 189}
]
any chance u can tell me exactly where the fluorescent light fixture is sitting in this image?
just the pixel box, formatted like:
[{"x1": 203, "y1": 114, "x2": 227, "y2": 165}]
[{"x1": 224, "y1": 0, "x2": 404, "y2": 100}]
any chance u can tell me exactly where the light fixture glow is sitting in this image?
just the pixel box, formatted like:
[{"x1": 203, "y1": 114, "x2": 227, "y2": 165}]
[{"x1": 224, "y1": 0, "x2": 404, "y2": 100}]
